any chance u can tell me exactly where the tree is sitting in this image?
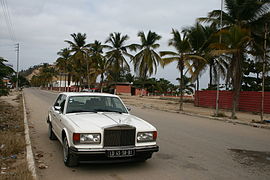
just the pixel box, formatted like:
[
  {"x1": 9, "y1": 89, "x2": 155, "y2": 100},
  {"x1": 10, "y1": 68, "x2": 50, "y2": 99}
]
[
  {"x1": 155, "y1": 78, "x2": 175, "y2": 94},
  {"x1": 0, "y1": 57, "x2": 14, "y2": 96},
  {"x1": 106, "y1": 65, "x2": 130, "y2": 83},
  {"x1": 198, "y1": 0, "x2": 270, "y2": 30},
  {"x1": 125, "y1": 73, "x2": 134, "y2": 83},
  {"x1": 176, "y1": 75, "x2": 196, "y2": 95},
  {"x1": 211, "y1": 25, "x2": 252, "y2": 118},
  {"x1": 56, "y1": 48, "x2": 71, "y2": 91},
  {"x1": 38, "y1": 63, "x2": 57, "y2": 87},
  {"x1": 160, "y1": 29, "x2": 205, "y2": 110},
  {"x1": 105, "y1": 32, "x2": 133, "y2": 73},
  {"x1": 89, "y1": 40, "x2": 109, "y2": 92},
  {"x1": 10, "y1": 74, "x2": 30, "y2": 87},
  {"x1": 184, "y1": 23, "x2": 228, "y2": 90},
  {"x1": 65, "y1": 33, "x2": 91, "y2": 88},
  {"x1": 0, "y1": 57, "x2": 14, "y2": 80},
  {"x1": 132, "y1": 31, "x2": 162, "y2": 79},
  {"x1": 199, "y1": 0, "x2": 270, "y2": 118}
]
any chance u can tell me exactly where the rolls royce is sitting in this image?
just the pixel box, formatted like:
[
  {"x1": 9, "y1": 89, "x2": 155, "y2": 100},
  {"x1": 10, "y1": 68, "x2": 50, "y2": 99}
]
[{"x1": 47, "y1": 92, "x2": 159, "y2": 167}]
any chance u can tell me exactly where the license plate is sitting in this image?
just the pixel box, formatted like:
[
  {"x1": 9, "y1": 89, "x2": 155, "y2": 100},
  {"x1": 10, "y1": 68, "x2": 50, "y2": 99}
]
[{"x1": 107, "y1": 149, "x2": 135, "y2": 158}]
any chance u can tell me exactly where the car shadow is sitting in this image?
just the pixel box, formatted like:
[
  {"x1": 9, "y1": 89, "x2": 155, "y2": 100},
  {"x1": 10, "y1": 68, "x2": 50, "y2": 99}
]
[
  {"x1": 53, "y1": 140, "x2": 152, "y2": 172},
  {"x1": 78, "y1": 161, "x2": 149, "y2": 171}
]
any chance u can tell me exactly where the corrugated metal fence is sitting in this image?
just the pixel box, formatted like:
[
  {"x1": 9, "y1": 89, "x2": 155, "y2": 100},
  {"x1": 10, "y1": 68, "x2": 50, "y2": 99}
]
[{"x1": 194, "y1": 90, "x2": 270, "y2": 113}]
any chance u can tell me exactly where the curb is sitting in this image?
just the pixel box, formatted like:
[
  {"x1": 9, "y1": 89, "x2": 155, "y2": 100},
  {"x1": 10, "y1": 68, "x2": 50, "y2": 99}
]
[{"x1": 22, "y1": 92, "x2": 38, "y2": 180}]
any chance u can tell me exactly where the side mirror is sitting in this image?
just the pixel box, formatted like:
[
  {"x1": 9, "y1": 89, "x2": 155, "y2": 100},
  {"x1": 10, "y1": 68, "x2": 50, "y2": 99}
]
[
  {"x1": 54, "y1": 106, "x2": 61, "y2": 111},
  {"x1": 127, "y1": 107, "x2": 131, "y2": 111}
]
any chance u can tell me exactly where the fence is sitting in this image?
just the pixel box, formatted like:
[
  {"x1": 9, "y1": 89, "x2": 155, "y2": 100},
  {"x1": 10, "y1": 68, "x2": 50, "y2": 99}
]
[
  {"x1": 194, "y1": 90, "x2": 270, "y2": 113},
  {"x1": 43, "y1": 87, "x2": 80, "y2": 92}
]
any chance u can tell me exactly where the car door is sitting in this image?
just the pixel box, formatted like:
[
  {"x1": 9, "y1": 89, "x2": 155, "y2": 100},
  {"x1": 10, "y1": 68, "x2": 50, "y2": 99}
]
[
  {"x1": 52, "y1": 95, "x2": 66, "y2": 138},
  {"x1": 55, "y1": 95, "x2": 67, "y2": 138},
  {"x1": 51, "y1": 94, "x2": 62, "y2": 138}
]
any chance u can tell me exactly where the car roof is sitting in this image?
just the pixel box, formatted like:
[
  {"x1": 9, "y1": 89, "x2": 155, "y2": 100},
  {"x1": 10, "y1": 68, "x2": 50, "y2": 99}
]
[{"x1": 59, "y1": 92, "x2": 120, "y2": 98}]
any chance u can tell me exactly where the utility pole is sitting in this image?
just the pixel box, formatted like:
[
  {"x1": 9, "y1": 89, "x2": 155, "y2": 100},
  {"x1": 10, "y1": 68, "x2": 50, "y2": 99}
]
[
  {"x1": 261, "y1": 23, "x2": 268, "y2": 121},
  {"x1": 15, "y1": 43, "x2": 19, "y2": 90},
  {"x1": 215, "y1": 0, "x2": 223, "y2": 116}
]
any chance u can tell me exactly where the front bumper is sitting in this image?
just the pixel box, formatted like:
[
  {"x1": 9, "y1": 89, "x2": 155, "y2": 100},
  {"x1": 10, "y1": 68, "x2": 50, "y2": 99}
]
[{"x1": 69, "y1": 145, "x2": 159, "y2": 163}]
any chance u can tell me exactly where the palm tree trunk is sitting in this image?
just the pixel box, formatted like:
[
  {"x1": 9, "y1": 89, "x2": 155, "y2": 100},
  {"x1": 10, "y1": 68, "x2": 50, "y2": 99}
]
[
  {"x1": 87, "y1": 63, "x2": 90, "y2": 88},
  {"x1": 59, "y1": 73, "x2": 62, "y2": 92},
  {"x1": 100, "y1": 73, "x2": 104, "y2": 93},
  {"x1": 209, "y1": 64, "x2": 213, "y2": 87},
  {"x1": 231, "y1": 53, "x2": 242, "y2": 119},
  {"x1": 64, "y1": 73, "x2": 67, "y2": 92},
  {"x1": 76, "y1": 81, "x2": 79, "y2": 92},
  {"x1": 68, "y1": 73, "x2": 71, "y2": 92},
  {"x1": 141, "y1": 84, "x2": 144, "y2": 96},
  {"x1": 179, "y1": 65, "x2": 184, "y2": 111},
  {"x1": 196, "y1": 78, "x2": 199, "y2": 91},
  {"x1": 85, "y1": 54, "x2": 90, "y2": 88}
]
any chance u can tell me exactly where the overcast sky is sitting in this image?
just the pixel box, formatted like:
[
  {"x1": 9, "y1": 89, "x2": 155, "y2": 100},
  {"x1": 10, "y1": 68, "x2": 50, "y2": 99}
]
[{"x1": 0, "y1": 0, "x2": 221, "y2": 88}]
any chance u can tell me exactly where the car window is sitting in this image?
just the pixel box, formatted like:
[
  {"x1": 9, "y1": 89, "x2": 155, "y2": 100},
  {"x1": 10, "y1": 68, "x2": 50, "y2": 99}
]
[
  {"x1": 66, "y1": 96, "x2": 128, "y2": 114},
  {"x1": 54, "y1": 95, "x2": 63, "y2": 106},
  {"x1": 60, "y1": 99, "x2": 66, "y2": 112},
  {"x1": 54, "y1": 94, "x2": 66, "y2": 109}
]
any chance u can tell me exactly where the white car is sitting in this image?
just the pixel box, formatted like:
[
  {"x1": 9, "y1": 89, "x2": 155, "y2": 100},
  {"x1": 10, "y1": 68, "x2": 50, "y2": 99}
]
[{"x1": 47, "y1": 92, "x2": 159, "y2": 167}]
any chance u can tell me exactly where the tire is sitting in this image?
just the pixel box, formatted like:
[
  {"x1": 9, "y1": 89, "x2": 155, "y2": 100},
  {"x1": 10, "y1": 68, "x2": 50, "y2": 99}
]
[
  {"x1": 63, "y1": 137, "x2": 79, "y2": 167},
  {"x1": 48, "y1": 122, "x2": 57, "y2": 140},
  {"x1": 138, "y1": 153, "x2": 153, "y2": 162}
]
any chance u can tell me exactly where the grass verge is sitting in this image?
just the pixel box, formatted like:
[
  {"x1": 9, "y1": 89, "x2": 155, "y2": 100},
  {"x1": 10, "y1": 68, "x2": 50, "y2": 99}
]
[{"x1": 0, "y1": 93, "x2": 33, "y2": 180}]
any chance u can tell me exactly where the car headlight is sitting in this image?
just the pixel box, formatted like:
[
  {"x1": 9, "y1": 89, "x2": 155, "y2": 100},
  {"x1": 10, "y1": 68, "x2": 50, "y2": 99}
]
[
  {"x1": 73, "y1": 133, "x2": 101, "y2": 144},
  {"x1": 137, "y1": 131, "x2": 157, "y2": 142}
]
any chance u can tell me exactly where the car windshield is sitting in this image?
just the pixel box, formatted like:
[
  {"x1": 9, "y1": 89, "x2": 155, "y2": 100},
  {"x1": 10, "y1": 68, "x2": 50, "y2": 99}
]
[{"x1": 66, "y1": 95, "x2": 128, "y2": 114}]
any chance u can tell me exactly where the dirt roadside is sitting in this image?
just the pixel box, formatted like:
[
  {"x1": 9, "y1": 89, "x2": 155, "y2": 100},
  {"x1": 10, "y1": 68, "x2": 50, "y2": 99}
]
[
  {"x1": 0, "y1": 91, "x2": 33, "y2": 180},
  {"x1": 119, "y1": 95, "x2": 270, "y2": 129}
]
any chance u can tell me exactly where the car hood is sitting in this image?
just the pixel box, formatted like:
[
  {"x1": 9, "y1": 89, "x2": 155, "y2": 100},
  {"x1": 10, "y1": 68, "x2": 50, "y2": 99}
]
[{"x1": 65, "y1": 112, "x2": 155, "y2": 132}]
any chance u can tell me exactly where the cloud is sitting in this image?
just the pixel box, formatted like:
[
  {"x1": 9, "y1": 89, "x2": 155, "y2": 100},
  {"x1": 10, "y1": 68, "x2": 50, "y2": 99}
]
[{"x1": 1, "y1": 0, "x2": 220, "y2": 87}]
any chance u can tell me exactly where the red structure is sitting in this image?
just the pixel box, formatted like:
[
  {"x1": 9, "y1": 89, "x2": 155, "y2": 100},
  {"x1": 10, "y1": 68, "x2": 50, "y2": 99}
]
[
  {"x1": 194, "y1": 90, "x2": 270, "y2": 114},
  {"x1": 115, "y1": 85, "x2": 131, "y2": 94},
  {"x1": 134, "y1": 88, "x2": 147, "y2": 96}
]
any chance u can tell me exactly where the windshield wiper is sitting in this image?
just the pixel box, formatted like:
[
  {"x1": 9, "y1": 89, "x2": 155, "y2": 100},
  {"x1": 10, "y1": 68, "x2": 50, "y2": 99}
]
[
  {"x1": 68, "y1": 110, "x2": 97, "y2": 114},
  {"x1": 94, "y1": 109, "x2": 123, "y2": 114}
]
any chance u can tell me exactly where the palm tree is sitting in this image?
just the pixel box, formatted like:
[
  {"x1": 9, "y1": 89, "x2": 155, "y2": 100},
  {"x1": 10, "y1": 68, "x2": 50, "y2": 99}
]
[
  {"x1": 105, "y1": 32, "x2": 133, "y2": 73},
  {"x1": 56, "y1": 48, "x2": 71, "y2": 91},
  {"x1": 0, "y1": 57, "x2": 14, "y2": 96},
  {"x1": 211, "y1": 25, "x2": 252, "y2": 118},
  {"x1": 199, "y1": 0, "x2": 270, "y2": 118},
  {"x1": 184, "y1": 23, "x2": 228, "y2": 90},
  {"x1": 176, "y1": 75, "x2": 196, "y2": 95},
  {"x1": 0, "y1": 57, "x2": 14, "y2": 80},
  {"x1": 65, "y1": 33, "x2": 91, "y2": 88},
  {"x1": 131, "y1": 31, "x2": 162, "y2": 80},
  {"x1": 89, "y1": 40, "x2": 109, "y2": 92},
  {"x1": 198, "y1": 0, "x2": 270, "y2": 29},
  {"x1": 39, "y1": 63, "x2": 57, "y2": 87},
  {"x1": 160, "y1": 29, "x2": 205, "y2": 110}
]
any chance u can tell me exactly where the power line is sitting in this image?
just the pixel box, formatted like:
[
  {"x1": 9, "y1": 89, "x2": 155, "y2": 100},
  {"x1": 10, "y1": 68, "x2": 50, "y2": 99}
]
[
  {"x1": 0, "y1": 0, "x2": 16, "y2": 42},
  {"x1": 3, "y1": 0, "x2": 16, "y2": 41},
  {"x1": 0, "y1": 0, "x2": 13, "y2": 41}
]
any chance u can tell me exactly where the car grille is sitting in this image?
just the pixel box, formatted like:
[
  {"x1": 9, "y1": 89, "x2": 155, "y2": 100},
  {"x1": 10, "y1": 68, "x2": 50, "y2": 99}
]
[{"x1": 103, "y1": 125, "x2": 136, "y2": 147}]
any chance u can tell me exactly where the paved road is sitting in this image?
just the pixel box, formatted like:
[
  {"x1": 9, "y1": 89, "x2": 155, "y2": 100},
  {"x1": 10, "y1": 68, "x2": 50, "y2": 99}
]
[{"x1": 24, "y1": 88, "x2": 270, "y2": 180}]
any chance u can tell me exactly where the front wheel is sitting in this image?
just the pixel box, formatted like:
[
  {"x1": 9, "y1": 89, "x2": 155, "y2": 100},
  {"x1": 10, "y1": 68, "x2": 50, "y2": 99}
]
[
  {"x1": 48, "y1": 122, "x2": 57, "y2": 140},
  {"x1": 63, "y1": 137, "x2": 78, "y2": 167}
]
